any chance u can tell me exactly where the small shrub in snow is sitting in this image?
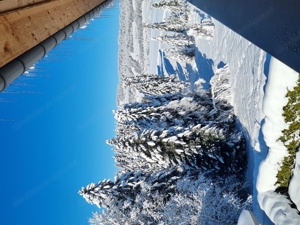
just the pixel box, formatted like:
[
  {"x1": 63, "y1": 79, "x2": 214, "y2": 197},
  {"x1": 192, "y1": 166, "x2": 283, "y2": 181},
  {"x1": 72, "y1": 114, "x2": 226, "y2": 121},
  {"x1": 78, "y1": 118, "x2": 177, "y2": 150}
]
[{"x1": 276, "y1": 75, "x2": 300, "y2": 191}]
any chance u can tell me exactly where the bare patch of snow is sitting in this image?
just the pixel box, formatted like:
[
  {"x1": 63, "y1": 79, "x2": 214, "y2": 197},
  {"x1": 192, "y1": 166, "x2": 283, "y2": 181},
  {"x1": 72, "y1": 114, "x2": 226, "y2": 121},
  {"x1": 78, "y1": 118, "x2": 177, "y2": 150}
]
[
  {"x1": 289, "y1": 151, "x2": 300, "y2": 211},
  {"x1": 238, "y1": 210, "x2": 259, "y2": 225}
]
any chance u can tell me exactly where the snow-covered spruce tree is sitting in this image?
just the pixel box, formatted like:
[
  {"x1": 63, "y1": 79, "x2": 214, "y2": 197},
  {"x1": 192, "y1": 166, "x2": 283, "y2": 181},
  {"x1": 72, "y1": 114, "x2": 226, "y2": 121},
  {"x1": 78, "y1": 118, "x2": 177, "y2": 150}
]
[
  {"x1": 161, "y1": 174, "x2": 251, "y2": 225},
  {"x1": 113, "y1": 147, "x2": 151, "y2": 171},
  {"x1": 144, "y1": 21, "x2": 187, "y2": 33},
  {"x1": 210, "y1": 64, "x2": 232, "y2": 109},
  {"x1": 153, "y1": 0, "x2": 187, "y2": 14},
  {"x1": 123, "y1": 74, "x2": 189, "y2": 96},
  {"x1": 145, "y1": 16, "x2": 214, "y2": 39},
  {"x1": 79, "y1": 167, "x2": 184, "y2": 224},
  {"x1": 164, "y1": 46, "x2": 195, "y2": 62},
  {"x1": 114, "y1": 91, "x2": 213, "y2": 132},
  {"x1": 151, "y1": 0, "x2": 186, "y2": 10},
  {"x1": 110, "y1": 124, "x2": 245, "y2": 175},
  {"x1": 187, "y1": 18, "x2": 215, "y2": 39},
  {"x1": 80, "y1": 168, "x2": 250, "y2": 225},
  {"x1": 152, "y1": 33, "x2": 195, "y2": 47},
  {"x1": 110, "y1": 91, "x2": 246, "y2": 175},
  {"x1": 151, "y1": 0, "x2": 190, "y2": 20}
]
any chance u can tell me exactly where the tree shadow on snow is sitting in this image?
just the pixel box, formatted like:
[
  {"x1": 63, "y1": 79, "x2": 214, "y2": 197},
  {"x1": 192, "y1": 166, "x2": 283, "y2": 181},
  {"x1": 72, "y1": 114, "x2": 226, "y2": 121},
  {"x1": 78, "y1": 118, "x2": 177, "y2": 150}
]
[
  {"x1": 194, "y1": 48, "x2": 214, "y2": 89},
  {"x1": 237, "y1": 118, "x2": 273, "y2": 225},
  {"x1": 157, "y1": 50, "x2": 165, "y2": 76},
  {"x1": 158, "y1": 51, "x2": 182, "y2": 77},
  {"x1": 186, "y1": 63, "x2": 198, "y2": 90},
  {"x1": 160, "y1": 51, "x2": 177, "y2": 76},
  {"x1": 176, "y1": 62, "x2": 187, "y2": 81},
  {"x1": 157, "y1": 65, "x2": 164, "y2": 76},
  {"x1": 263, "y1": 53, "x2": 271, "y2": 92},
  {"x1": 163, "y1": 56, "x2": 176, "y2": 75},
  {"x1": 217, "y1": 61, "x2": 226, "y2": 69}
]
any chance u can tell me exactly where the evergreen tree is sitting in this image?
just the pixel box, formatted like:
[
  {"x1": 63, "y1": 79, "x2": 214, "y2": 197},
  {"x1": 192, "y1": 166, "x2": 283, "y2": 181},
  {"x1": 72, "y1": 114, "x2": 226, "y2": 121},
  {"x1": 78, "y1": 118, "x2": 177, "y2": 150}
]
[
  {"x1": 114, "y1": 91, "x2": 213, "y2": 132},
  {"x1": 144, "y1": 21, "x2": 187, "y2": 33},
  {"x1": 210, "y1": 64, "x2": 232, "y2": 109},
  {"x1": 123, "y1": 74, "x2": 189, "y2": 96},
  {"x1": 164, "y1": 46, "x2": 195, "y2": 62},
  {"x1": 79, "y1": 167, "x2": 184, "y2": 223},
  {"x1": 80, "y1": 169, "x2": 250, "y2": 225},
  {"x1": 151, "y1": 0, "x2": 190, "y2": 20},
  {"x1": 110, "y1": 91, "x2": 246, "y2": 175},
  {"x1": 186, "y1": 18, "x2": 215, "y2": 39},
  {"x1": 145, "y1": 17, "x2": 214, "y2": 40},
  {"x1": 152, "y1": 33, "x2": 195, "y2": 47},
  {"x1": 152, "y1": 0, "x2": 185, "y2": 10}
]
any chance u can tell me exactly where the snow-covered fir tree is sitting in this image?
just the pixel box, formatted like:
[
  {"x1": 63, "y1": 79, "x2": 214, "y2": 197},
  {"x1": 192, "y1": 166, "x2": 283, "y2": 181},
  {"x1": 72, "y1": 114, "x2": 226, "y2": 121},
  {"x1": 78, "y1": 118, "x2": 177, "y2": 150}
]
[
  {"x1": 164, "y1": 46, "x2": 195, "y2": 62},
  {"x1": 186, "y1": 18, "x2": 215, "y2": 39},
  {"x1": 152, "y1": 33, "x2": 195, "y2": 47},
  {"x1": 114, "y1": 91, "x2": 213, "y2": 132},
  {"x1": 161, "y1": 174, "x2": 251, "y2": 225},
  {"x1": 110, "y1": 125, "x2": 245, "y2": 174},
  {"x1": 152, "y1": 0, "x2": 190, "y2": 21},
  {"x1": 80, "y1": 167, "x2": 250, "y2": 225},
  {"x1": 109, "y1": 91, "x2": 246, "y2": 175},
  {"x1": 123, "y1": 74, "x2": 189, "y2": 96},
  {"x1": 152, "y1": 35, "x2": 196, "y2": 63},
  {"x1": 79, "y1": 167, "x2": 184, "y2": 223},
  {"x1": 144, "y1": 21, "x2": 187, "y2": 33},
  {"x1": 147, "y1": 1, "x2": 215, "y2": 40},
  {"x1": 210, "y1": 64, "x2": 232, "y2": 108},
  {"x1": 151, "y1": 0, "x2": 187, "y2": 11},
  {"x1": 145, "y1": 11, "x2": 214, "y2": 37}
]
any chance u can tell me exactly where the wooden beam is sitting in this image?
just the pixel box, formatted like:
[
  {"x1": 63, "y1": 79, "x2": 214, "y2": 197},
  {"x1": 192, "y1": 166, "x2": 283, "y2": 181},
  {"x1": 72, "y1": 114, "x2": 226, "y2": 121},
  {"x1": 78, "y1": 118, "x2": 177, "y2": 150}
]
[{"x1": 0, "y1": 0, "x2": 106, "y2": 67}]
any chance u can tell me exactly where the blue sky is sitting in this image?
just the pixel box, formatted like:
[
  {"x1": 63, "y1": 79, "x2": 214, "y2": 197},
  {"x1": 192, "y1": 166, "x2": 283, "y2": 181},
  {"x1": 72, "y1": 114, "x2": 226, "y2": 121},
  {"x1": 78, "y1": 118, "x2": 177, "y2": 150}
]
[{"x1": 0, "y1": 2, "x2": 119, "y2": 224}]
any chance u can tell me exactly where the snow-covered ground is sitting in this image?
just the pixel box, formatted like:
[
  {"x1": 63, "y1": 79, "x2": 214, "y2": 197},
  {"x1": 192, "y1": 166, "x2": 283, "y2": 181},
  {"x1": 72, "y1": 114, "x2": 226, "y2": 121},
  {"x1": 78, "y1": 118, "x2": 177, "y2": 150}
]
[
  {"x1": 238, "y1": 210, "x2": 259, "y2": 225},
  {"x1": 118, "y1": 0, "x2": 300, "y2": 224},
  {"x1": 290, "y1": 151, "x2": 300, "y2": 211}
]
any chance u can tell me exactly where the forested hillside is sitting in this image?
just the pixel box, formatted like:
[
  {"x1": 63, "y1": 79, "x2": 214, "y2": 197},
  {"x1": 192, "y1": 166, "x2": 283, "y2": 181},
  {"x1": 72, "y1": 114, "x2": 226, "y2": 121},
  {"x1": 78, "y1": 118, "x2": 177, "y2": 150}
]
[{"x1": 80, "y1": 0, "x2": 252, "y2": 224}]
